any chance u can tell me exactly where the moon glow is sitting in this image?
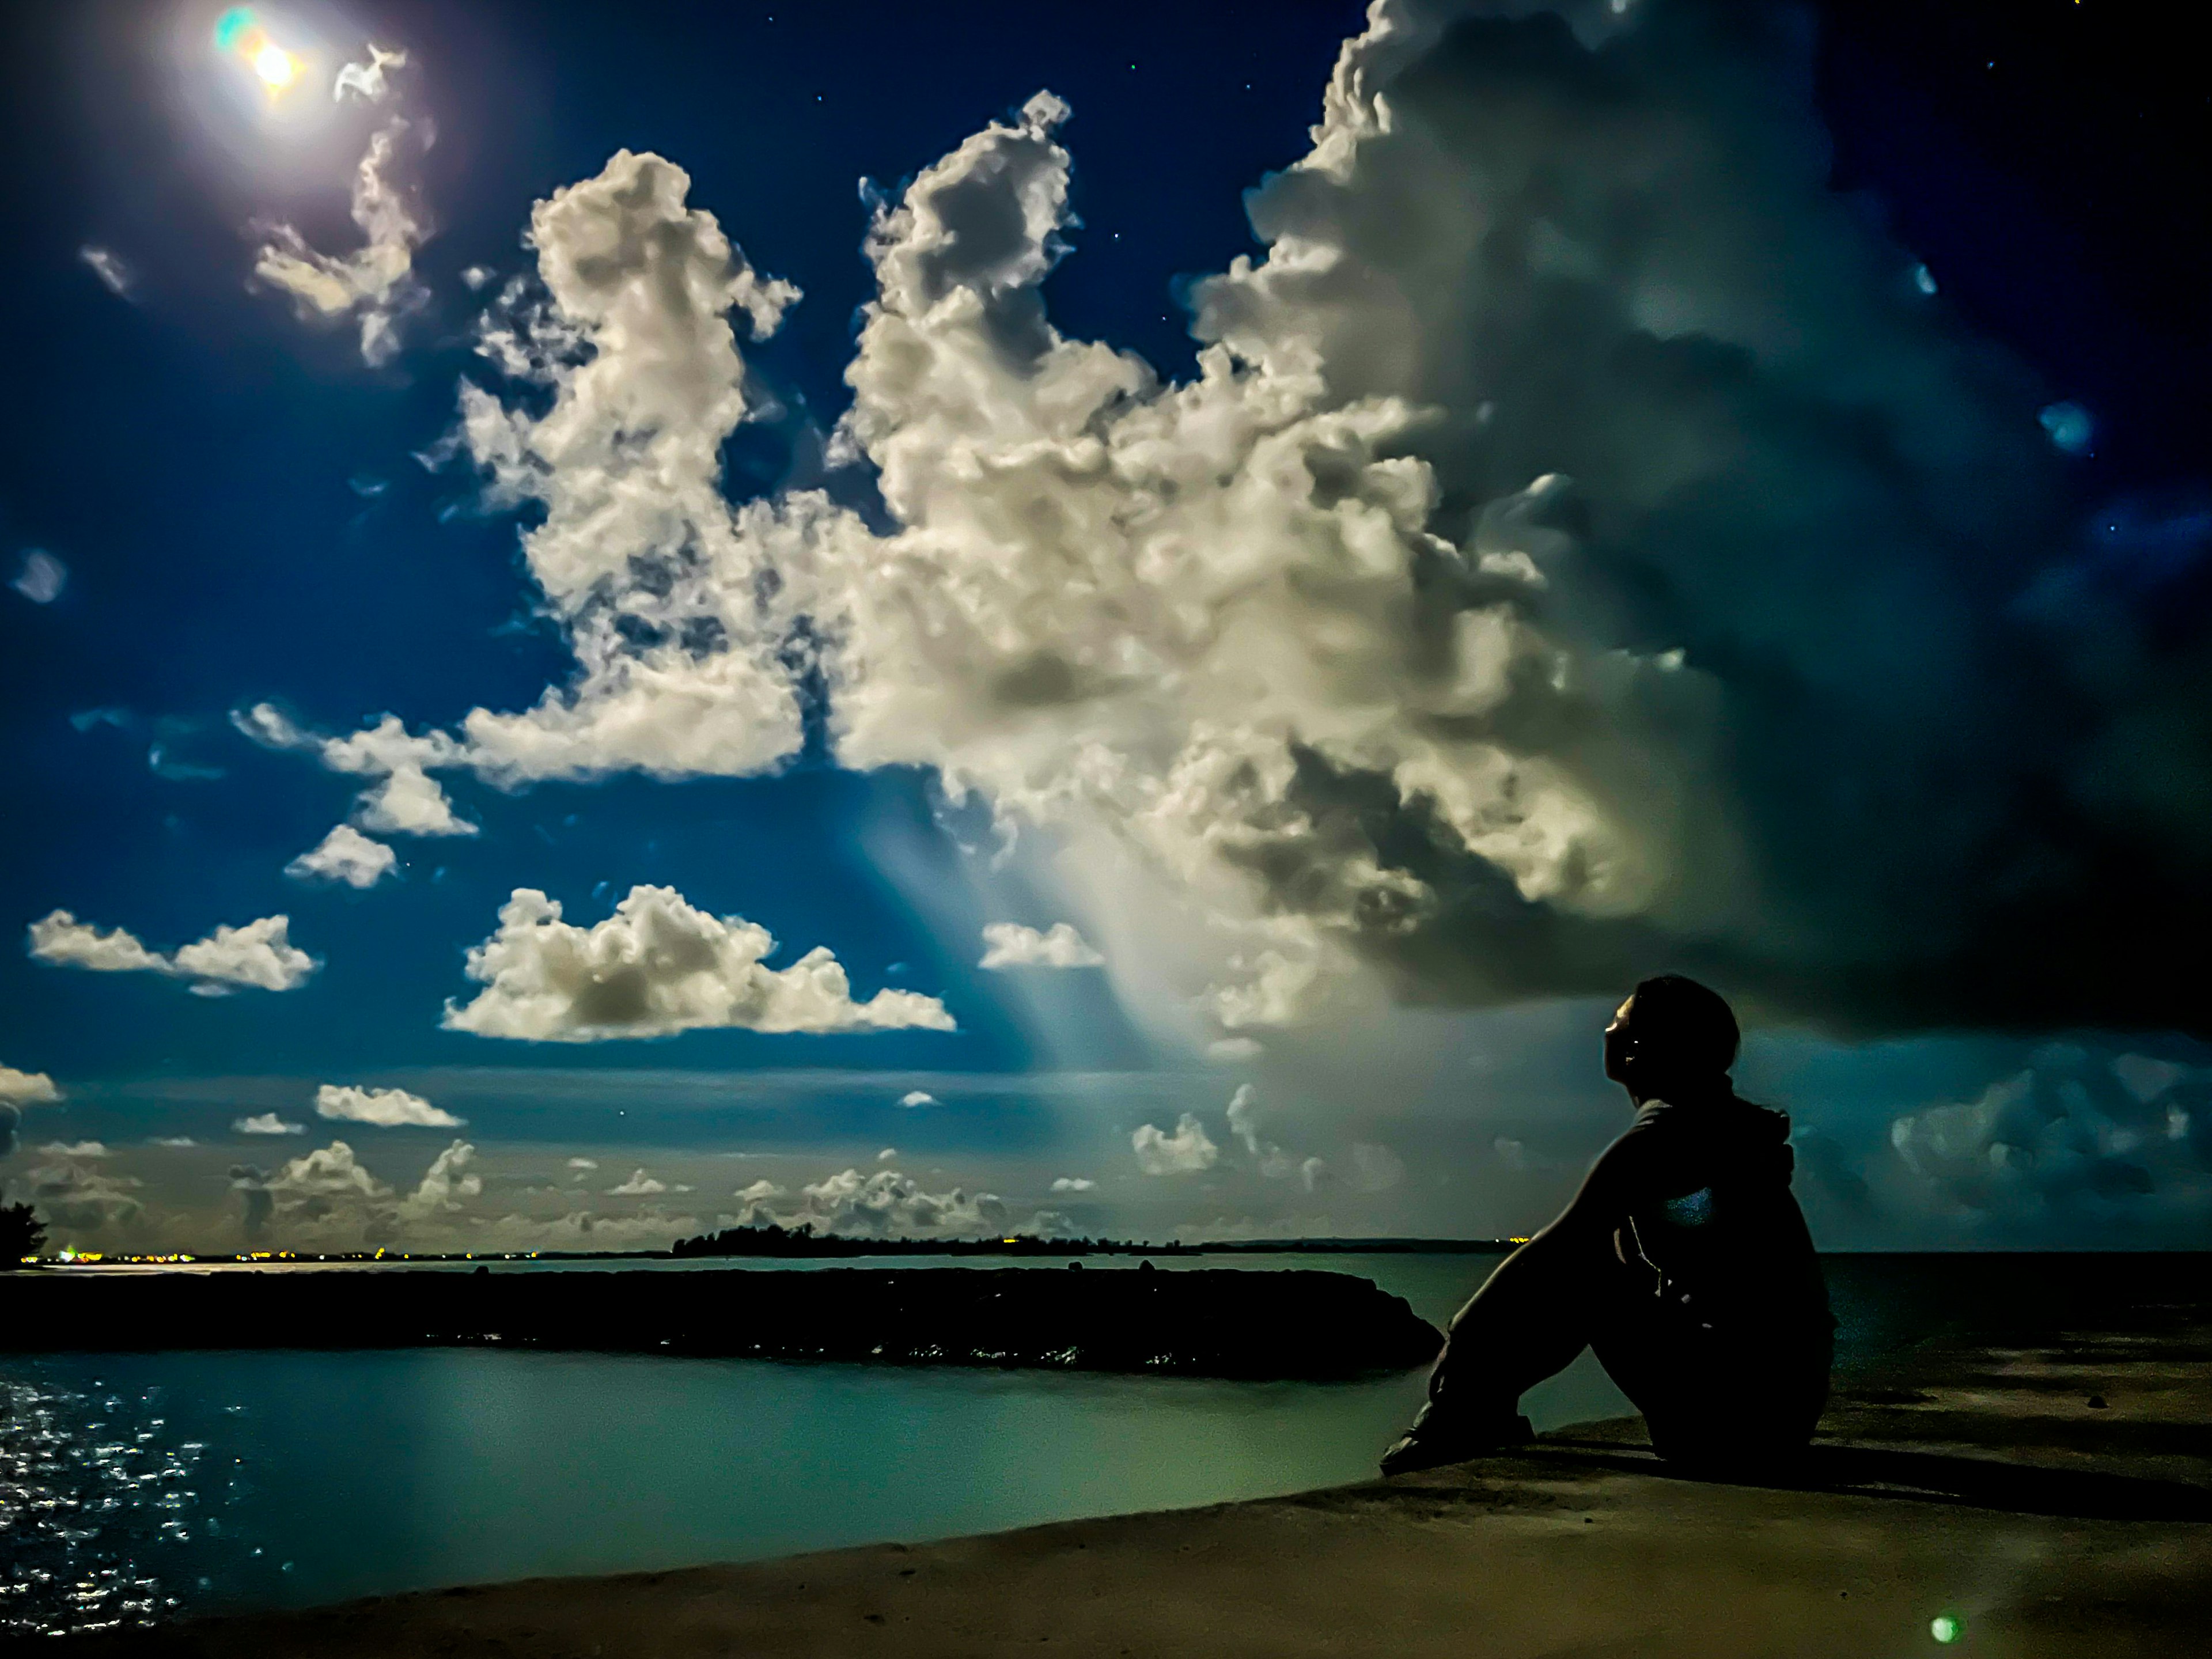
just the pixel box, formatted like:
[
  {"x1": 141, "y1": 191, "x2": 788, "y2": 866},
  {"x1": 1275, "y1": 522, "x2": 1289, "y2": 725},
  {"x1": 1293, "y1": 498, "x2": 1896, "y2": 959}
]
[{"x1": 214, "y1": 7, "x2": 304, "y2": 99}]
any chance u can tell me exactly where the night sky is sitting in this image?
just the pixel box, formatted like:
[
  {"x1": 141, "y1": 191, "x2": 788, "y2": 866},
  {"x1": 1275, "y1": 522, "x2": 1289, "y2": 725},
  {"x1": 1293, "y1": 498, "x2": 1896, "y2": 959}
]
[{"x1": 2, "y1": 0, "x2": 2206, "y2": 1253}]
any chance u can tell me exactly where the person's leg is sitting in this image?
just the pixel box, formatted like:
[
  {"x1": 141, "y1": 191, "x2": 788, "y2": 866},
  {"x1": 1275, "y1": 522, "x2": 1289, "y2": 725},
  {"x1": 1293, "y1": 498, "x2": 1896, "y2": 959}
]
[
  {"x1": 1381, "y1": 1231, "x2": 1620, "y2": 1473},
  {"x1": 1590, "y1": 1305, "x2": 1833, "y2": 1478}
]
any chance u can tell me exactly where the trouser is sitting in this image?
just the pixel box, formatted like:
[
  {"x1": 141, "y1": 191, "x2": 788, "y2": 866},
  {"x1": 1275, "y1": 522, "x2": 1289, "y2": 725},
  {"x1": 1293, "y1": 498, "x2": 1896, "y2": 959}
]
[{"x1": 1410, "y1": 1229, "x2": 1832, "y2": 1474}]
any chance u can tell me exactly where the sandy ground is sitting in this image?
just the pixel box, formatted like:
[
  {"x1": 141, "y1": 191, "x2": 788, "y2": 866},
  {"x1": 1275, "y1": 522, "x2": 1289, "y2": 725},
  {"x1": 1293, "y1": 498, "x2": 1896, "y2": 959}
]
[{"x1": 39, "y1": 1308, "x2": 2212, "y2": 1657}]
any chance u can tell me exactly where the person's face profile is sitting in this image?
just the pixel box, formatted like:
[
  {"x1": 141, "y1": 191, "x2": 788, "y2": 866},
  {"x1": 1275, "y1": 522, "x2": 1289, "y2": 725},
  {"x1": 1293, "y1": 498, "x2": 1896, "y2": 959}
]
[{"x1": 1603, "y1": 994, "x2": 1637, "y2": 1089}]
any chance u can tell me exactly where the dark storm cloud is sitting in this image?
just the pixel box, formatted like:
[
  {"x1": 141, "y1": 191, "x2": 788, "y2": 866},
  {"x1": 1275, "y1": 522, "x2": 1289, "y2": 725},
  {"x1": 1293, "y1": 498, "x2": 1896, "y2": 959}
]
[{"x1": 1173, "y1": 0, "x2": 2212, "y2": 1035}]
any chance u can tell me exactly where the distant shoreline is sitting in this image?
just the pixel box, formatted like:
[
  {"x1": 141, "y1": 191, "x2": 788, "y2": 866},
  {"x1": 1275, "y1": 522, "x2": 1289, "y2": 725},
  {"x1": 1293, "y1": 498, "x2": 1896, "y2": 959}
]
[{"x1": 9, "y1": 1236, "x2": 1529, "y2": 1268}]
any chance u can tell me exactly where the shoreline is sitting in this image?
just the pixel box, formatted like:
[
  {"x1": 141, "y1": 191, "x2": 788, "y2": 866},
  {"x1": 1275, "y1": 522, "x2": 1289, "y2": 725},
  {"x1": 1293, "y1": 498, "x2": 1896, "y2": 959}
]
[{"x1": 40, "y1": 1286, "x2": 2212, "y2": 1657}]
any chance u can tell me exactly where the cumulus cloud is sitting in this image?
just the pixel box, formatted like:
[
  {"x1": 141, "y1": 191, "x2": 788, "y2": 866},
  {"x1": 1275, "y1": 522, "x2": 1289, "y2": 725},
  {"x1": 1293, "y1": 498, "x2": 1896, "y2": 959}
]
[
  {"x1": 1226, "y1": 1084, "x2": 1264, "y2": 1156},
  {"x1": 233, "y1": 1138, "x2": 485, "y2": 1244},
  {"x1": 399, "y1": 1139, "x2": 481, "y2": 1217},
  {"x1": 37, "y1": 1141, "x2": 107, "y2": 1158},
  {"x1": 978, "y1": 922, "x2": 1105, "y2": 970},
  {"x1": 10, "y1": 550, "x2": 67, "y2": 605},
  {"x1": 315, "y1": 1084, "x2": 462, "y2": 1128},
  {"x1": 1883, "y1": 1047, "x2": 2212, "y2": 1233},
  {"x1": 779, "y1": 1166, "x2": 1006, "y2": 1237},
  {"x1": 899, "y1": 1090, "x2": 938, "y2": 1108},
  {"x1": 79, "y1": 246, "x2": 134, "y2": 298},
  {"x1": 151, "y1": 1137, "x2": 196, "y2": 1149},
  {"x1": 252, "y1": 81, "x2": 429, "y2": 365},
  {"x1": 566, "y1": 1157, "x2": 599, "y2": 1170},
  {"x1": 332, "y1": 43, "x2": 406, "y2": 104},
  {"x1": 22, "y1": 1146, "x2": 142, "y2": 1233},
  {"x1": 0, "y1": 1066, "x2": 61, "y2": 1106},
  {"x1": 1050, "y1": 1175, "x2": 1097, "y2": 1192},
  {"x1": 285, "y1": 824, "x2": 397, "y2": 888},
  {"x1": 441, "y1": 884, "x2": 956, "y2": 1041},
  {"x1": 608, "y1": 1169, "x2": 666, "y2": 1195},
  {"x1": 28, "y1": 910, "x2": 318, "y2": 993},
  {"x1": 236, "y1": 706, "x2": 476, "y2": 838},
  {"x1": 234, "y1": 1113, "x2": 305, "y2": 1135},
  {"x1": 257, "y1": 0, "x2": 2212, "y2": 1041},
  {"x1": 1133, "y1": 1113, "x2": 1220, "y2": 1175}
]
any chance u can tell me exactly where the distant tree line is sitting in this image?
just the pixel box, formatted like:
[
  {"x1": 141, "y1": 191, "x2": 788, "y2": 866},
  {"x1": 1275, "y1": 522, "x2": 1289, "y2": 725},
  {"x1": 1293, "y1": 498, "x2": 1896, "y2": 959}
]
[
  {"x1": 1, "y1": 1199, "x2": 46, "y2": 1261},
  {"x1": 670, "y1": 1222, "x2": 1194, "y2": 1259}
]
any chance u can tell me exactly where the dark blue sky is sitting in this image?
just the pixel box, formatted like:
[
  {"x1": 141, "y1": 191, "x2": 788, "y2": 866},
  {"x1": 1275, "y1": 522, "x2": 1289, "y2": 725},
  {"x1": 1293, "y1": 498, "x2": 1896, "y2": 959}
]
[{"x1": 1, "y1": 1, "x2": 2205, "y2": 1251}]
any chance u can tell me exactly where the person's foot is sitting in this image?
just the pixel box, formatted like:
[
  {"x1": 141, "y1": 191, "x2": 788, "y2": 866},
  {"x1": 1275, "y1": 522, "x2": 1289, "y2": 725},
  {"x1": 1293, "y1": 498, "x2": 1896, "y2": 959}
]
[{"x1": 1378, "y1": 1413, "x2": 1533, "y2": 1475}]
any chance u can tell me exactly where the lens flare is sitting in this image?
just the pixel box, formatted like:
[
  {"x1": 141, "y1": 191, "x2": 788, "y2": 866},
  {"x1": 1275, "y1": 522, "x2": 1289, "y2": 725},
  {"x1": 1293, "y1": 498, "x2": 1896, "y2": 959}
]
[
  {"x1": 213, "y1": 7, "x2": 304, "y2": 99},
  {"x1": 253, "y1": 43, "x2": 299, "y2": 88}
]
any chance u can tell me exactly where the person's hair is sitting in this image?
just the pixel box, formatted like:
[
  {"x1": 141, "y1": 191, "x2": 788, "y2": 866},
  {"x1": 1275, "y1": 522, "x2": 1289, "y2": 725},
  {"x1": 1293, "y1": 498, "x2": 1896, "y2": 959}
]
[{"x1": 1623, "y1": 974, "x2": 1740, "y2": 1085}]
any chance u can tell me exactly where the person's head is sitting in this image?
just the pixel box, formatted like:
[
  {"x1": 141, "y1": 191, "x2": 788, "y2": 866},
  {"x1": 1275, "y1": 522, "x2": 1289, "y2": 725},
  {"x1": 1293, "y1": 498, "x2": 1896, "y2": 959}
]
[{"x1": 1603, "y1": 975, "x2": 1740, "y2": 1103}]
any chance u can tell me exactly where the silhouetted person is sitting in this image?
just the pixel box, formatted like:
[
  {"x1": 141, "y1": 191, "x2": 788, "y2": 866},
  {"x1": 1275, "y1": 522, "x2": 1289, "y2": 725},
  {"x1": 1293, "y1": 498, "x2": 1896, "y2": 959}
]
[{"x1": 1382, "y1": 975, "x2": 1831, "y2": 1477}]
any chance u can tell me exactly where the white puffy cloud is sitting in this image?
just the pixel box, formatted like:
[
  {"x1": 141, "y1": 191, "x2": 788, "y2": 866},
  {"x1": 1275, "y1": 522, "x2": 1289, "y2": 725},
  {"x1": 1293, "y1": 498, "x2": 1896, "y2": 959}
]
[
  {"x1": 28, "y1": 910, "x2": 317, "y2": 993},
  {"x1": 332, "y1": 43, "x2": 405, "y2": 104},
  {"x1": 151, "y1": 1137, "x2": 196, "y2": 1149},
  {"x1": 234, "y1": 1113, "x2": 305, "y2": 1136},
  {"x1": 876, "y1": 1147, "x2": 897, "y2": 1162},
  {"x1": 899, "y1": 1090, "x2": 938, "y2": 1108},
  {"x1": 0, "y1": 1066, "x2": 61, "y2": 1105},
  {"x1": 286, "y1": 825, "x2": 397, "y2": 888},
  {"x1": 566, "y1": 1157, "x2": 599, "y2": 1170},
  {"x1": 1050, "y1": 1176, "x2": 1096, "y2": 1192},
  {"x1": 237, "y1": 707, "x2": 477, "y2": 838},
  {"x1": 253, "y1": 104, "x2": 427, "y2": 365},
  {"x1": 399, "y1": 1139, "x2": 481, "y2": 1218},
  {"x1": 79, "y1": 246, "x2": 134, "y2": 298},
  {"x1": 259, "y1": 0, "x2": 2212, "y2": 1042},
  {"x1": 793, "y1": 1166, "x2": 1006, "y2": 1237},
  {"x1": 978, "y1": 922, "x2": 1105, "y2": 971},
  {"x1": 1226, "y1": 1084, "x2": 1264, "y2": 1155},
  {"x1": 37, "y1": 1141, "x2": 107, "y2": 1158},
  {"x1": 10, "y1": 550, "x2": 68, "y2": 605},
  {"x1": 1132, "y1": 1113, "x2": 1219, "y2": 1176},
  {"x1": 172, "y1": 917, "x2": 319, "y2": 992},
  {"x1": 315, "y1": 1084, "x2": 463, "y2": 1128},
  {"x1": 442, "y1": 884, "x2": 956, "y2": 1041},
  {"x1": 234, "y1": 1138, "x2": 487, "y2": 1244},
  {"x1": 608, "y1": 1169, "x2": 666, "y2": 1196}
]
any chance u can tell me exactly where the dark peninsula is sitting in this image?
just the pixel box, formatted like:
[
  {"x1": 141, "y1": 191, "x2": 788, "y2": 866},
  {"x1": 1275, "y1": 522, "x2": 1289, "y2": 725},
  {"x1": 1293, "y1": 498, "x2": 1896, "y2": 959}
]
[{"x1": 0, "y1": 1265, "x2": 1444, "y2": 1381}]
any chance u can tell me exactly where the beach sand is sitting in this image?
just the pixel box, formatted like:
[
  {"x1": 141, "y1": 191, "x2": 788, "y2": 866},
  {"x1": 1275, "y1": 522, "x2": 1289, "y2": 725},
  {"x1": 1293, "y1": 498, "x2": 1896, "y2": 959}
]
[{"x1": 43, "y1": 1305, "x2": 2212, "y2": 1657}]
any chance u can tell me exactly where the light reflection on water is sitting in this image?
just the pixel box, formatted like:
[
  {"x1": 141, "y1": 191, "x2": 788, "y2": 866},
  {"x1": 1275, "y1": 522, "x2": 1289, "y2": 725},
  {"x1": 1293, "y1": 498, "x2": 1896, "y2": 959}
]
[{"x1": 3, "y1": 1252, "x2": 1631, "y2": 1637}]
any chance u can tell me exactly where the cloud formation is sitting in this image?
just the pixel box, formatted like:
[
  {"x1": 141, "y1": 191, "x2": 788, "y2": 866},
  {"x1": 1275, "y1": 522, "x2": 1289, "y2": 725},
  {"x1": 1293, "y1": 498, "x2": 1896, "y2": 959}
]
[
  {"x1": 79, "y1": 246, "x2": 134, "y2": 298},
  {"x1": 234, "y1": 1113, "x2": 305, "y2": 1135},
  {"x1": 28, "y1": 910, "x2": 318, "y2": 994},
  {"x1": 0, "y1": 1066, "x2": 61, "y2": 1106},
  {"x1": 442, "y1": 884, "x2": 955, "y2": 1041},
  {"x1": 731, "y1": 1165, "x2": 1009, "y2": 1238},
  {"x1": 333, "y1": 43, "x2": 406, "y2": 104},
  {"x1": 285, "y1": 824, "x2": 397, "y2": 888},
  {"x1": 10, "y1": 551, "x2": 67, "y2": 605},
  {"x1": 269, "y1": 0, "x2": 2212, "y2": 1041},
  {"x1": 237, "y1": 706, "x2": 477, "y2": 838},
  {"x1": 978, "y1": 922, "x2": 1105, "y2": 970},
  {"x1": 252, "y1": 66, "x2": 429, "y2": 366},
  {"x1": 315, "y1": 1084, "x2": 462, "y2": 1128},
  {"x1": 1132, "y1": 1113, "x2": 1220, "y2": 1175}
]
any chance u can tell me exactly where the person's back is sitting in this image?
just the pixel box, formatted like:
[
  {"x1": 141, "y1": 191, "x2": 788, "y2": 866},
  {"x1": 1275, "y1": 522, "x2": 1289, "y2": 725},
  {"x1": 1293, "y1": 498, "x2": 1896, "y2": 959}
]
[{"x1": 1381, "y1": 975, "x2": 1831, "y2": 1476}]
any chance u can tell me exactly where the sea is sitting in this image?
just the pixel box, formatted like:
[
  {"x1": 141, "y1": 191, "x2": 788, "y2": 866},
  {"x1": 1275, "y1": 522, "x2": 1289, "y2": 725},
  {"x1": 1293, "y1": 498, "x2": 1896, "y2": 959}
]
[{"x1": 0, "y1": 1251, "x2": 2050, "y2": 1638}]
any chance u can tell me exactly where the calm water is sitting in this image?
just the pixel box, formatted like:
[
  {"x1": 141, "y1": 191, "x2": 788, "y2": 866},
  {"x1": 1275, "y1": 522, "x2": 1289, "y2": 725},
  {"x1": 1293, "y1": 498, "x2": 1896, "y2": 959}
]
[{"x1": 0, "y1": 1251, "x2": 1933, "y2": 1637}]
